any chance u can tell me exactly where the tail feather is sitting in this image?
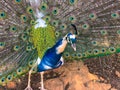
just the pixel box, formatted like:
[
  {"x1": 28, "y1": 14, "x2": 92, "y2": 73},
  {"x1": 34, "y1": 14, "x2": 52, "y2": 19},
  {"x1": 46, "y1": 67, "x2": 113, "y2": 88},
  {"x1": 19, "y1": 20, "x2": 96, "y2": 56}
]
[
  {"x1": 0, "y1": 0, "x2": 120, "y2": 86},
  {"x1": 0, "y1": 0, "x2": 38, "y2": 85}
]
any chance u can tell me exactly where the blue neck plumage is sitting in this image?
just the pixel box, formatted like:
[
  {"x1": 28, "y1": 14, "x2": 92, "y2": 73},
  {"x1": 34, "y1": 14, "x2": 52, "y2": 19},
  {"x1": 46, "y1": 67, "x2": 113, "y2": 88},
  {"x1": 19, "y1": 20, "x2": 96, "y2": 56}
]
[
  {"x1": 50, "y1": 33, "x2": 74, "y2": 55},
  {"x1": 55, "y1": 33, "x2": 73, "y2": 54}
]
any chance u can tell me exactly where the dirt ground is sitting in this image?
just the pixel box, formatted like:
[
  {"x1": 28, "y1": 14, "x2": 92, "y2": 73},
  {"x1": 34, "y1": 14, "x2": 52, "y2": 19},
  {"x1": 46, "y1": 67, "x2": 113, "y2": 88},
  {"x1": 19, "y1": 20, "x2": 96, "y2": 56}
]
[{"x1": 0, "y1": 60, "x2": 119, "y2": 90}]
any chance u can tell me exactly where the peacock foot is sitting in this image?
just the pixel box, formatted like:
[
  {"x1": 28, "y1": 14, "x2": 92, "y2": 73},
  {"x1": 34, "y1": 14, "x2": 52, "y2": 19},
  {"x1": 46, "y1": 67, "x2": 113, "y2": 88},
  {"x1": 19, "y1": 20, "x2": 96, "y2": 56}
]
[
  {"x1": 24, "y1": 86, "x2": 33, "y2": 90},
  {"x1": 38, "y1": 87, "x2": 47, "y2": 90}
]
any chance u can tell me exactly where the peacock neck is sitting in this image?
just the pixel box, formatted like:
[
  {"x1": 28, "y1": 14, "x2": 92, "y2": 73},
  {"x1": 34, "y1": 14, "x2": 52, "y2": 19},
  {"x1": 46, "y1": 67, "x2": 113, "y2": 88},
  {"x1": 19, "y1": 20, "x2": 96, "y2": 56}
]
[{"x1": 56, "y1": 38, "x2": 68, "y2": 54}]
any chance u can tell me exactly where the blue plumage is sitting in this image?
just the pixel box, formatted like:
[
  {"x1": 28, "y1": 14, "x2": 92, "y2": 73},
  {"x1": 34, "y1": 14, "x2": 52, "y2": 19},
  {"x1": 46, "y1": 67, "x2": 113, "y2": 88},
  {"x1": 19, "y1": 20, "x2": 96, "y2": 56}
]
[
  {"x1": 37, "y1": 32, "x2": 77, "y2": 72},
  {"x1": 37, "y1": 38, "x2": 64, "y2": 72}
]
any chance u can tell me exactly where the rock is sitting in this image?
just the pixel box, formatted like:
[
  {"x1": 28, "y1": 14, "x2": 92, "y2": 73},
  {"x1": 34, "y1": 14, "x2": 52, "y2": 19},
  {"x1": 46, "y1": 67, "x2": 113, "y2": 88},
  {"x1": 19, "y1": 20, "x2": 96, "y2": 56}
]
[
  {"x1": 43, "y1": 61, "x2": 112, "y2": 90},
  {"x1": 115, "y1": 71, "x2": 120, "y2": 77},
  {"x1": 6, "y1": 81, "x2": 16, "y2": 89},
  {"x1": 45, "y1": 78, "x2": 63, "y2": 90}
]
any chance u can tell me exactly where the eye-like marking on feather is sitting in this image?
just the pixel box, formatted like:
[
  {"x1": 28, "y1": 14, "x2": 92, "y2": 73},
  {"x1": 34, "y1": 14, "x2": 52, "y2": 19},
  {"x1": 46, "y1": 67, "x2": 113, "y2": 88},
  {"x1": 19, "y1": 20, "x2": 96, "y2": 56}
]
[
  {"x1": 21, "y1": 15, "x2": 28, "y2": 23},
  {"x1": 109, "y1": 47, "x2": 116, "y2": 53},
  {"x1": 89, "y1": 13, "x2": 97, "y2": 21},
  {"x1": 82, "y1": 23, "x2": 90, "y2": 30},
  {"x1": 64, "y1": 52, "x2": 70, "y2": 58},
  {"x1": 26, "y1": 46, "x2": 32, "y2": 51},
  {"x1": 43, "y1": 16, "x2": 51, "y2": 22},
  {"x1": 10, "y1": 26, "x2": 17, "y2": 32},
  {"x1": 100, "y1": 30, "x2": 108, "y2": 35},
  {"x1": 93, "y1": 49, "x2": 100, "y2": 55},
  {"x1": 13, "y1": 45, "x2": 20, "y2": 51},
  {"x1": 77, "y1": 53, "x2": 83, "y2": 58},
  {"x1": 0, "y1": 42, "x2": 5, "y2": 49},
  {"x1": 0, "y1": 11, "x2": 6, "y2": 19},
  {"x1": 101, "y1": 48, "x2": 106, "y2": 53},
  {"x1": 14, "y1": 0, "x2": 21, "y2": 4},
  {"x1": 69, "y1": 15, "x2": 76, "y2": 22},
  {"x1": 28, "y1": 61, "x2": 34, "y2": 67},
  {"x1": 40, "y1": 3, "x2": 48, "y2": 11},
  {"x1": 31, "y1": 67, "x2": 37, "y2": 73},
  {"x1": 52, "y1": 7, "x2": 59, "y2": 15},
  {"x1": 69, "y1": 0, "x2": 77, "y2": 5},
  {"x1": 0, "y1": 77, "x2": 6, "y2": 85},
  {"x1": 16, "y1": 67, "x2": 23, "y2": 75},
  {"x1": 60, "y1": 24, "x2": 67, "y2": 30},
  {"x1": 21, "y1": 34, "x2": 28, "y2": 41},
  {"x1": 55, "y1": 31, "x2": 60, "y2": 37},
  {"x1": 71, "y1": 53, "x2": 77, "y2": 58},
  {"x1": 111, "y1": 12, "x2": 119, "y2": 19},
  {"x1": 6, "y1": 75, "x2": 13, "y2": 82},
  {"x1": 27, "y1": 7, "x2": 34, "y2": 14},
  {"x1": 92, "y1": 41, "x2": 98, "y2": 46},
  {"x1": 51, "y1": 20, "x2": 59, "y2": 27}
]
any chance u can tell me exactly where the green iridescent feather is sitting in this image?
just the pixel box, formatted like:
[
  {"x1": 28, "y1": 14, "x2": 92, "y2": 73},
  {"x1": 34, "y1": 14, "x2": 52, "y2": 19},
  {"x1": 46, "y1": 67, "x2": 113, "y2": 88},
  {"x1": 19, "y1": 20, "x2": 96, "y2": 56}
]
[{"x1": 30, "y1": 25, "x2": 56, "y2": 58}]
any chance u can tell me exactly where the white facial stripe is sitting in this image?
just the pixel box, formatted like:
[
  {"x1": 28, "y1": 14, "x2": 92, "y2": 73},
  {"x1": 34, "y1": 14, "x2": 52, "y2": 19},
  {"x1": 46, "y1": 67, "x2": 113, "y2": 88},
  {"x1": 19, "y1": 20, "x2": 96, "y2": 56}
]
[{"x1": 70, "y1": 35, "x2": 75, "y2": 39}]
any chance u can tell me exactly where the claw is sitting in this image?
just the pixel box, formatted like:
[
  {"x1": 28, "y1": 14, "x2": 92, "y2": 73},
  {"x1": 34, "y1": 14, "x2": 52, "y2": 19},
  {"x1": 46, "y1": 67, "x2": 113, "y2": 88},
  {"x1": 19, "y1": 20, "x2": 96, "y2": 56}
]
[
  {"x1": 24, "y1": 86, "x2": 33, "y2": 90},
  {"x1": 38, "y1": 87, "x2": 47, "y2": 90}
]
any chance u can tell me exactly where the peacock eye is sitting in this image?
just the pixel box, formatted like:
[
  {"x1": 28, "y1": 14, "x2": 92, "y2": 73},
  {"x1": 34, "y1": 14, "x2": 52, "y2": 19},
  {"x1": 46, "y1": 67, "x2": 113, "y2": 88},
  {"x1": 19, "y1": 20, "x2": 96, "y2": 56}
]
[
  {"x1": 27, "y1": 7, "x2": 33, "y2": 14},
  {"x1": 21, "y1": 15, "x2": 28, "y2": 22},
  {"x1": 14, "y1": 0, "x2": 21, "y2": 4},
  {"x1": 0, "y1": 11, "x2": 6, "y2": 19},
  {"x1": 40, "y1": 3, "x2": 48, "y2": 11},
  {"x1": 111, "y1": 12, "x2": 119, "y2": 19},
  {"x1": 69, "y1": 15, "x2": 76, "y2": 22},
  {"x1": 69, "y1": 0, "x2": 77, "y2": 5},
  {"x1": 52, "y1": 7, "x2": 59, "y2": 15},
  {"x1": 67, "y1": 38, "x2": 70, "y2": 42},
  {"x1": 43, "y1": 16, "x2": 51, "y2": 22}
]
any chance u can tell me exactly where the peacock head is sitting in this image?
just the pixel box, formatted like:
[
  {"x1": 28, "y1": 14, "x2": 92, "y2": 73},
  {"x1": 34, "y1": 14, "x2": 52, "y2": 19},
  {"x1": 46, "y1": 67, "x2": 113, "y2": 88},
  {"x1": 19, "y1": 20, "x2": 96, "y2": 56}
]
[{"x1": 66, "y1": 24, "x2": 78, "y2": 51}]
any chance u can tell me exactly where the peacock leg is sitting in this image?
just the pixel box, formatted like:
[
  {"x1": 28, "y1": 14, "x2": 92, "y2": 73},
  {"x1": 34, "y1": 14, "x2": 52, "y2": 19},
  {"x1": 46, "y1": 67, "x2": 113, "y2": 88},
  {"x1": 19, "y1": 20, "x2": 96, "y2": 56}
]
[
  {"x1": 24, "y1": 70, "x2": 33, "y2": 90},
  {"x1": 25, "y1": 60, "x2": 38, "y2": 90},
  {"x1": 39, "y1": 72, "x2": 47, "y2": 90}
]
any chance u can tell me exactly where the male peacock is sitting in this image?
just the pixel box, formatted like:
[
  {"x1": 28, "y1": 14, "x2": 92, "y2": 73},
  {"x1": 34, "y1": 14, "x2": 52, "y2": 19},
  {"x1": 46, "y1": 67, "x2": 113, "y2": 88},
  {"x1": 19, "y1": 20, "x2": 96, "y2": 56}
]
[
  {"x1": 25, "y1": 24, "x2": 78, "y2": 90},
  {"x1": 0, "y1": 0, "x2": 120, "y2": 90}
]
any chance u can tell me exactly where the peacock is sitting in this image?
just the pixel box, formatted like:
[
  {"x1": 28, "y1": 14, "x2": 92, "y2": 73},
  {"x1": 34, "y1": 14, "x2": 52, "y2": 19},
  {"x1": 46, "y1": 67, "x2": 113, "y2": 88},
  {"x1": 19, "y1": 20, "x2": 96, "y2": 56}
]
[
  {"x1": 25, "y1": 24, "x2": 77, "y2": 90},
  {"x1": 0, "y1": 0, "x2": 120, "y2": 90}
]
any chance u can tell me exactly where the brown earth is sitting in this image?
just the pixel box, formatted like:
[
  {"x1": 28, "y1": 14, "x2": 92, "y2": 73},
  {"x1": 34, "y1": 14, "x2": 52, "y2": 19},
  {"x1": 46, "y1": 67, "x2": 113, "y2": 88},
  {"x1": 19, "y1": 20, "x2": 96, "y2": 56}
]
[{"x1": 0, "y1": 61, "x2": 119, "y2": 90}]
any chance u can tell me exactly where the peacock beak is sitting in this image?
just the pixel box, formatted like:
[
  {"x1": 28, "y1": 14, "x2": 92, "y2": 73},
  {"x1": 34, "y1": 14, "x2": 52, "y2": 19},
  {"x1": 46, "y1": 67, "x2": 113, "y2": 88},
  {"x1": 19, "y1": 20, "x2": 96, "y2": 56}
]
[{"x1": 71, "y1": 43, "x2": 76, "y2": 51}]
